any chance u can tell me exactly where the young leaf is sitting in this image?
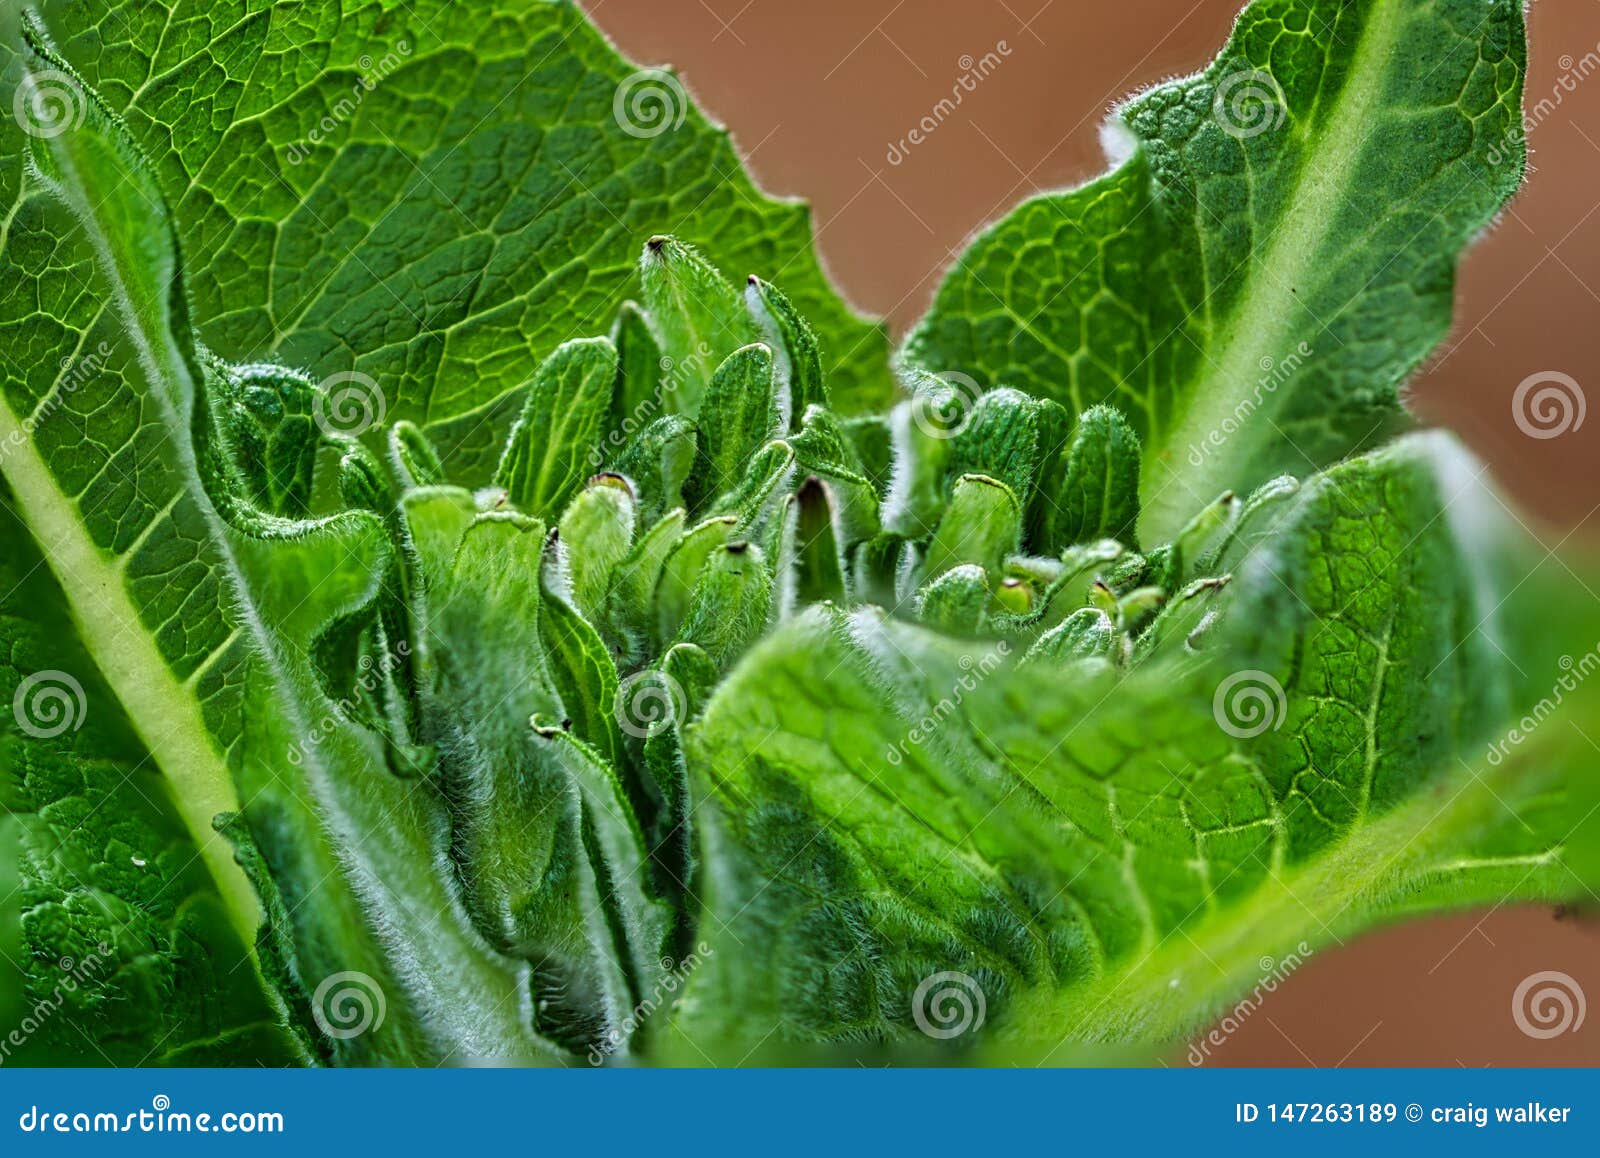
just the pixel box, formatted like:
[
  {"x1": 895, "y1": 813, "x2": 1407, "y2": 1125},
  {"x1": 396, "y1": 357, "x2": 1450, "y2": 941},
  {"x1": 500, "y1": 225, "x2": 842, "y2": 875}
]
[
  {"x1": 1025, "y1": 607, "x2": 1120, "y2": 664},
  {"x1": 612, "y1": 414, "x2": 698, "y2": 525},
  {"x1": 609, "y1": 301, "x2": 668, "y2": 457},
  {"x1": 789, "y1": 405, "x2": 881, "y2": 546},
  {"x1": 777, "y1": 476, "x2": 849, "y2": 615},
  {"x1": 207, "y1": 358, "x2": 321, "y2": 517},
  {"x1": 919, "y1": 474, "x2": 1023, "y2": 580},
  {"x1": 746, "y1": 275, "x2": 829, "y2": 422},
  {"x1": 917, "y1": 564, "x2": 992, "y2": 636},
  {"x1": 559, "y1": 475, "x2": 638, "y2": 623},
  {"x1": 672, "y1": 541, "x2": 774, "y2": 670},
  {"x1": 639, "y1": 237, "x2": 758, "y2": 418},
  {"x1": 690, "y1": 343, "x2": 780, "y2": 508},
  {"x1": 948, "y1": 388, "x2": 1070, "y2": 541},
  {"x1": 678, "y1": 437, "x2": 1595, "y2": 1056},
  {"x1": 712, "y1": 440, "x2": 797, "y2": 530},
  {"x1": 1050, "y1": 406, "x2": 1142, "y2": 549},
  {"x1": 655, "y1": 516, "x2": 738, "y2": 646},
  {"x1": 883, "y1": 378, "x2": 957, "y2": 538},
  {"x1": 495, "y1": 337, "x2": 618, "y2": 519},
  {"x1": 602, "y1": 508, "x2": 688, "y2": 665}
]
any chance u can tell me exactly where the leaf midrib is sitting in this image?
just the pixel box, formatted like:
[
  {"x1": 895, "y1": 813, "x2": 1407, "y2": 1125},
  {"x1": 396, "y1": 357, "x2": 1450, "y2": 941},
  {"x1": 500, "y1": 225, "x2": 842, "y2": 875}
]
[
  {"x1": 0, "y1": 391, "x2": 262, "y2": 950},
  {"x1": 13, "y1": 45, "x2": 554, "y2": 1062},
  {"x1": 1143, "y1": 0, "x2": 1405, "y2": 539},
  {"x1": 1009, "y1": 716, "x2": 1576, "y2": 1055}
]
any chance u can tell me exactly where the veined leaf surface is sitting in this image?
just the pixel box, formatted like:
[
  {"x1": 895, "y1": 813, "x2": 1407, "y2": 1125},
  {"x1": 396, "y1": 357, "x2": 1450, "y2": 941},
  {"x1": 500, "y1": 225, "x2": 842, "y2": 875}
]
[{"x1": 904, "y1": 0, "x2": 1525, "y2": 539}]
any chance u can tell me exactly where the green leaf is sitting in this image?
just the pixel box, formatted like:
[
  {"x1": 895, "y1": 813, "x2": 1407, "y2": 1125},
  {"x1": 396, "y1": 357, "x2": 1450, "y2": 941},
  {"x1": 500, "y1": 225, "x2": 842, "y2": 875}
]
[
  {"x1": 539, "y1": 571, "x2": 627, "y2": 774},
  {"x1": 415, "y1": 509, "x2": 574, "y2": 947},
  {"x1": 672, "y1": 541, "x2": 774, "y2": 671},
  {"x1": 7, "y1": 0, "x2": 1596, "y2": 1071},
  {"x1": 746, "y1": 275, "x2": 829, "y2": 421},
  {"x1": 1, "y1": 484, "x2": 308, "y2": 1065},
  {"x1": 0, "y1": 45, "x2": 566, "y2": 1064},
  {"x1": 655, "y1": 515, "x2": 737, "y2": 647},
  {"x1": 883, "y1": 378, "x2": 957, "y2": 539},
  {"x1": 713, "y1": 439, "x2": 797, "y2": 529},
  {"x1": 208, "y1": 357, "x2": 321, "y2": 518},
  {"x1": 389, "y1": 421, "x2": 446, "y2": 490},
  {"x1": 559, "y1": 475, "x2": 638, "y2": 624},
  {"x1": 3, "y1": 0, "x2": 889, "y2": 481},
  {"x1": 608, "y1": 301, "x2": 668, "y2": 459},
  {"x1": 611, "y1": 415, "x2": 698, "y2": 525},
  {"x1": 947, "y1": 388, "x2": 1069, "y2": 544},
  {"x1": 495, "y1": 337, "x2": 617, "y2": 519},
  {"x1": 675, "y1": 435, "x2": 1598, "y2": 1057},
  {"x1": 789, "y1": 406, "x2": 880, "y2": 546},
  {"x1": 904, "y1": 0, "x2": 1526, "y2": 539},
  {"x1": 640, "y1": 236, "x2": 758, "y2": 419},
  {"x1": 1026, "y1": 607, "x2": 1120, "y2": 664},
  {"x1": 776, "y1": 476, "x2": 849, "y2": 614},
  {"x1": 404, "y1": 484, "x2": 670, "y2": 1056},
  {"x1": 1051, "y1": 406, "x2": 1142, "y2": 550},
  {"x1": 602, "y1": 507, "x2": 687, "y2": 665},
  {"x1": 690, "y1": 343, "x2": 780, "y2": 508},
  {"x1": 919, "y1": 474, "x2": 1022, "y2": 581},
  {"x1": 916, "y1": 564, "x2": 992, "y2": 636}
]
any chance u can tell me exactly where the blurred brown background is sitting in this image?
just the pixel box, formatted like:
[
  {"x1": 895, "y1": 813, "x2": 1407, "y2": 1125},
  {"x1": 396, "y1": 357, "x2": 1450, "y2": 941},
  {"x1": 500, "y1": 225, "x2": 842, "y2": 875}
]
[{"x1": 579, "y1": 0, "x2": 1600, "y2": 1064}]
